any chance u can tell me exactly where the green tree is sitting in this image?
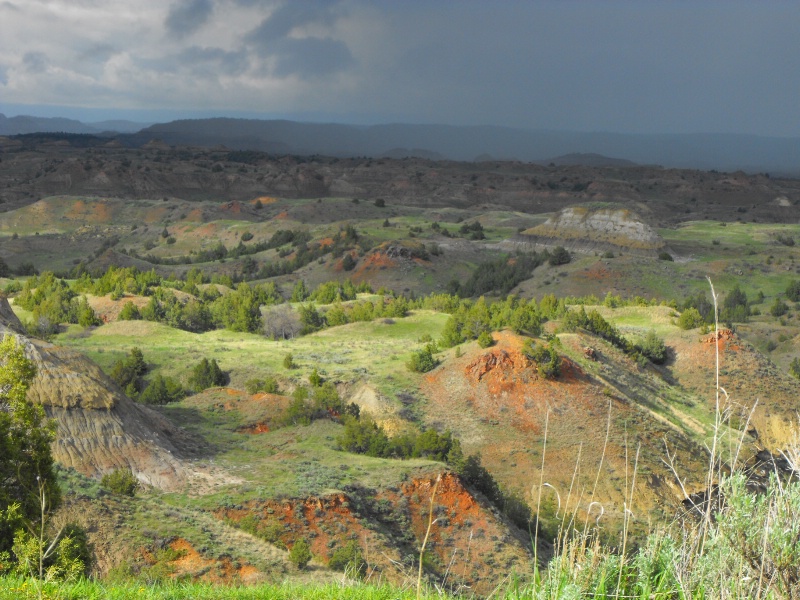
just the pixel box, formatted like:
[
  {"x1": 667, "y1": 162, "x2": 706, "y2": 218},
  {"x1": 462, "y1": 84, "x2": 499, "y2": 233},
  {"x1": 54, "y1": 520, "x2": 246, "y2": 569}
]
[
  {"x1": 0, "y1": 336, "x2": 60, "y2": 555},
  {"x1": 439, "y1": 311, "x2": 466, "y2": 348},
  {"x1": 407, "y1": 346, "x2": 437, "y2": 373},
  {"x1": 118, "y1": 301, "x2": 141, "y2": 321},
  {"x1": 139, "y1": 375, "x2": 184, "y2": 405},
  {"x1": 101, "y1": 468, "x2": 139, "y2": 497},
  {"x1": 75, "y1": 296, "x2": 101, "y2": 327},
  {"x1": 462, "y1": 297, "x2": 491, "y2": 340},
  {"x1": 548, "y1": 246, "x2": 571, "y2": 266},
  {"x1": 312, "y1": 382, "x2": 344, "y2": 414},
  {"x1": 245, "y1": 377, "x2": 280, "y2": 395},
  {"x1": 10, "y1": 500, "x2": 87, "y2": 585},
  {"x1": 109, "y1": 347, "x2": 148, "y2": 394},
  {"x1": 341, "y1": 253, "x2": 356, "y2": 271},
  {"x1": 769, "y1": 297, "x2": 789, "y2": 317},
  {"x1": 324, "y1": 302, "x2": 348, "y2": 327},
  {"x1": 210, "y1": 283, "x2": 261, "y2": 333},
  {"x1": 786, "y1": 280, "x2": 800, "y2": 302},
  {"x1": 291, "y1": 280, "x2": 309, "y2": 302},
  {"x1": 522, "y1": 339, "x2": 561, "y2": 378},
  {"x1": 636, "y1": 330, "x2": 668, "y2": 364},
  {"x1": 188, "y1": 358, "x2": 228, "y2": 392},
  {"x1": 508, "y1": 304, "x2": 542, "y2": 336},
  {"x1": 721, "y1": 284, "x2": 750, "y2": 323},
  {"x1": 298, "y1": 304, "x2": 325, "y2": 335},
  {"x1": 180, "y1": 299, "x2": 213, "y2": 333},
  {"x1": 790, "y1": 357, "x2": 800, "y2": 380},
  {"x1": 677, "y1": 307, "x2": 705, "y2": 330},
  {"x1": 477, "y1": 331, "x2": 494, "y2": 348},
  {"x1": 140, "y1": 296, "x2": 164, "y2": 322},
  {"x1": 328, "y1": 540, "x2": 366, "y2": 578},
  {"x1": 289, "y1": 537, "x2": 312, "y2": 569},
  {"x1": 337, "y1": 415, "x2": 390, "y2": 457}
]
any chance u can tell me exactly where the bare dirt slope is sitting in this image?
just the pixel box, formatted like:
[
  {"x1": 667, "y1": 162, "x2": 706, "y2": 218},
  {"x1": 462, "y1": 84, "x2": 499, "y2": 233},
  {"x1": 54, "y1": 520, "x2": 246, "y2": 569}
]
[
  {"x1": 668, "y1": 327, "x2": 800, "y2": 450},
  {"x1": 216, "y1": 472, "x2": 533, "y2": 595},
  {"x1": 421, "y1": 331, "x2": 710, "y2": 529}
]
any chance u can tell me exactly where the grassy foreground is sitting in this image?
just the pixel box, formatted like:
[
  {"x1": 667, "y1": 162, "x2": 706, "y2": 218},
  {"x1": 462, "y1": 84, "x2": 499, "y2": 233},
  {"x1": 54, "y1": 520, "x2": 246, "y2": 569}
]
[
  {"x1": 3, "y1": 471, "x2": 800, "y2": 599},
  {"x1": 0, "y1": 578, "x2": 448, "y2": 600}
]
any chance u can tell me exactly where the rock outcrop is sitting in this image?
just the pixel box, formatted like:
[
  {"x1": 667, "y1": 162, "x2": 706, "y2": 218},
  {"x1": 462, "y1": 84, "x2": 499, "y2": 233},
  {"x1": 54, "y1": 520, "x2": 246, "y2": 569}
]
[
  {"x1": 521, "y1": 206, "x2": 667, "y2": 255},
  {"x1": 1, "y1": 297, "x2": 193, "y2": 490}
]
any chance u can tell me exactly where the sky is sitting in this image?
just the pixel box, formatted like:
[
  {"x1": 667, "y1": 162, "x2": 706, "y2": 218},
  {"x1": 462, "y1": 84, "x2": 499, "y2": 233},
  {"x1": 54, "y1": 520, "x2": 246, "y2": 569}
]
[{"x1": 1, "y1": 0, "x2": 799, "y2": 136}]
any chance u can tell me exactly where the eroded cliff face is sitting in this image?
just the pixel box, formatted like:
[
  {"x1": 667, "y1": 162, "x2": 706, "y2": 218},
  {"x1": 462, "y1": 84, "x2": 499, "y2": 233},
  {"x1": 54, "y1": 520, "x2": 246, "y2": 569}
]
[
  {"x1": 523, "y1": 206, "x2": 667, "y2": 254},
  {"x1": 26, "y1": 342, "x2": 120, "y2": 410},
  {"x1": 1, "y1": 298, "x2": 193, "y2": 490}
]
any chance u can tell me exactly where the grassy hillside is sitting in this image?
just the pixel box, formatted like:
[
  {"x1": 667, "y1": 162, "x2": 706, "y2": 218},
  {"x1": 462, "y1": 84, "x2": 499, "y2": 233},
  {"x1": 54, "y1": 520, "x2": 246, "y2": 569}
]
[{"x1": 1, "y1": 142, "x2": 799, "y2": 595}]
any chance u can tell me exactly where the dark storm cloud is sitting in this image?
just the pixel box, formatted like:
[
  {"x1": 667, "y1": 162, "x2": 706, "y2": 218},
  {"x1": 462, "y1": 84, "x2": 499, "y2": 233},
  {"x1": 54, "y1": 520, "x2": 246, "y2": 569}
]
[
  {"x1": 246, "y1": 0, "x2": 343, "y2": 40},
  {"x1": 2, "y1": 1, "x2": 800, "y2": 137},
  {"x1": 244, "y1": 0, "x2": 354, "y2": 78},
  {"x1": 165, "y1": 0, "x2": 214, "y2": 37}
]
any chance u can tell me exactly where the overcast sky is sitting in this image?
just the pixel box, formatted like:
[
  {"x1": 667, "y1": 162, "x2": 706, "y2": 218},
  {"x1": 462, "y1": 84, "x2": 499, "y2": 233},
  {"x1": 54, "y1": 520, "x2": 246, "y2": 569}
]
[{"x1": 1, "y1": 0, "x2": 799, "y2": 136}]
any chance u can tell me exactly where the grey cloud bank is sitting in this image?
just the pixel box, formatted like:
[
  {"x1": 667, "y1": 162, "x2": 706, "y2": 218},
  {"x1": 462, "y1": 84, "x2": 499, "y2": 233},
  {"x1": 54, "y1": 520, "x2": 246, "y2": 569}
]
[{"x1": 0, "y1": 1, "x2": 798, "y2": 137}]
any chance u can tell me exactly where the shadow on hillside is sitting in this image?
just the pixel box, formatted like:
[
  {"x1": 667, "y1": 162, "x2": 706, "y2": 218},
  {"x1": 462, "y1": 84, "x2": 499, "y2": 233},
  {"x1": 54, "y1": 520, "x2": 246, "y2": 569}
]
[
  {"x1": 152, "y1": 405, "x2": 226, "y2": 460},
  {"x1": 654, "y1": 350, "x2": 679, "y2": 386}
]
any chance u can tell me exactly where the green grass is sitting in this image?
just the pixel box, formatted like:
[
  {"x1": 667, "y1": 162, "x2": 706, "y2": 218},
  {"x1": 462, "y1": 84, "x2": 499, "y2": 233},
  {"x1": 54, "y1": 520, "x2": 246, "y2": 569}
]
[
  {"x1": 9, "y1": 302, "x2": 33, "y2": 323},
  {"x1": 54, "y1": 310, "x2": 449, "y2": 398},
  {"x1": 661, "y1": 220, "x2": 800, "y2": 249},
  {"x1": 53, "y1": 308, "x2": 450, "y2": 509},
  {"x1": 0, "y1": 577, "x2": 452, "y2": 600},
  {"x1": 157, "y1": 417, "x2": 438, "y2": 503},
  {"x1": 590, "y1": 305, "x2": 677, "y2": 336}
]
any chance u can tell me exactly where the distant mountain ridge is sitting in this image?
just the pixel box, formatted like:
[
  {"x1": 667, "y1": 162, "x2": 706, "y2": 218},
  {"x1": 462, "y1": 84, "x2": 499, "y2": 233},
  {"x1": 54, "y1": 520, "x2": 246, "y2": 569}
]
[
  {"x1": 0, "y1": 112, "x2": 98, "y2": 135},
  {"x1": 0, "y1": 113, "x2": 151, "y2": 135},
  {"x1": 126, "y1": 118, "x2": 800, "y2": 174},
  {"x1": 3, "y1": 112, "x2": 800, "y2": 173}
]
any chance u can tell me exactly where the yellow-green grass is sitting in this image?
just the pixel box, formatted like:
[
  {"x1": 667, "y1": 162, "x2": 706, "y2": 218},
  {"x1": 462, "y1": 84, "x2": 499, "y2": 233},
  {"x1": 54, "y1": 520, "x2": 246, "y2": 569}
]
[
  {"x1": 160, "y1": 418, "x2": 440, "y2": 504},
  {"x1": 589, "y1": 305, "x2": 678, "y2": 336},
  {"x1": 0, "y1": 577, "x2": 455, "y2": 600},
  {"x1": 662, "y1": 220, "x2": 799, "y2": 246},
  {"x1": 54, "y1": 311, "x2": 449, "y2": 398},
  {"x1": 8, "y1": 301, "x2": 33, "y2": 323}
]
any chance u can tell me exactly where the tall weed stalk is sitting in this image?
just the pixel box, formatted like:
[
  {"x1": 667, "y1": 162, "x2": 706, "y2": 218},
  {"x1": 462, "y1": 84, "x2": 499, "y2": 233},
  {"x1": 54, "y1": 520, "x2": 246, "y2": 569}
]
[{"x1": 522, "y1": 278, "x2": 800, "y2": 599}]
